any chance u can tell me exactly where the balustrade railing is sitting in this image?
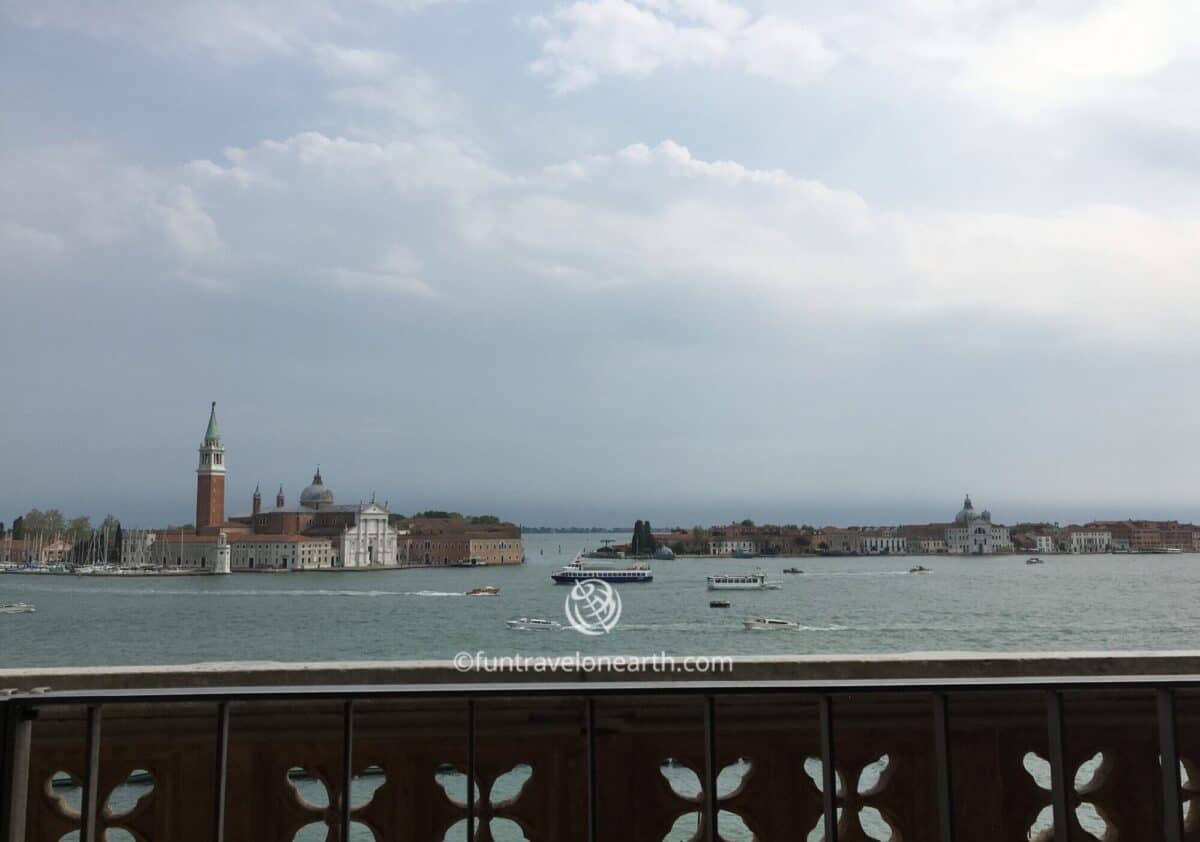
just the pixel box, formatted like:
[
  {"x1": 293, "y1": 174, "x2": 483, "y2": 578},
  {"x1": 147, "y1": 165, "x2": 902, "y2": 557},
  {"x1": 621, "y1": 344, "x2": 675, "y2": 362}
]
[{"x1": 3, "y1": 672, "x2": 1198, "y2": 841}]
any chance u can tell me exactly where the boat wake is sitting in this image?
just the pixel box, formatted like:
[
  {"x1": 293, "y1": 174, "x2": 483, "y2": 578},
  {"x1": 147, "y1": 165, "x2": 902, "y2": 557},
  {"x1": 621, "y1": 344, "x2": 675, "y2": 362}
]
[
  {"x1": 4, "y1": 585, "x2": 466, "y2": 598},
  {"x1": 799, "y1": 570, "x2": 915, "y2": 578}
]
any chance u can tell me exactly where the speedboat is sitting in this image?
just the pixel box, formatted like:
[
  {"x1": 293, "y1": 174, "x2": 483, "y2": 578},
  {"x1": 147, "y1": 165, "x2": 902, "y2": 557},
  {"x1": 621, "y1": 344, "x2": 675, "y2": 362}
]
[
  {"x1": 506, "y1": 618, "x2": 563, "y2": 631},
  {"x1": 0, "y1": 602, "x2": 35, "y2": 614},
  {"x1": 1025, "y1": 557, "x2": 1044, "y2": 565},
  {"x1": 782, "y1": 567, "x2": 803, "y2": 574},
  {"x1": 909, "y1": 565, "x2": 930, "y2": 574},
  {"x1": 743, "y1": 617, "x2": 799, "y2": 631},
  {"x1": 709, "y1": 600, "x2": 731, "y2": 608},
  {"x1": 707, "y1": 573, "x2": 781, "y2": 591},
  {"x1": 466, "y1": 586, "x2": 500, "y2": 596},
  {"x1": 654, "y1": 545, "x2": 676, "y2": 560}
]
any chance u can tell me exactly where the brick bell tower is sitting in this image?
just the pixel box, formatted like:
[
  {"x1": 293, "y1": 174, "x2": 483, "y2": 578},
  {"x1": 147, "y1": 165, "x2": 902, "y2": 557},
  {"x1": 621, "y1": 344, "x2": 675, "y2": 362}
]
[{"x1": 196, "y1": 401, "x2": 226, "y2": 533}]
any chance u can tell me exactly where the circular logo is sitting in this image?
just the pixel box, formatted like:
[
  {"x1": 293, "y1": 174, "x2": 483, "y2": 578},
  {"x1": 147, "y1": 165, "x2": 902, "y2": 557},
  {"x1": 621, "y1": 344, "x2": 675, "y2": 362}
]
[{"x1": 564, "y1": 579, "x2": 622, "y2": 636}]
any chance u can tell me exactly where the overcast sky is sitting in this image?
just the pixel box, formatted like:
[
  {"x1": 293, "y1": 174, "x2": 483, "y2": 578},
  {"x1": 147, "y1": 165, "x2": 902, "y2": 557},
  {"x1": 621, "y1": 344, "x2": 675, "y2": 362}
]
[{"x1": 2, "y1": 0, "x2": 1199, "y2": 528}]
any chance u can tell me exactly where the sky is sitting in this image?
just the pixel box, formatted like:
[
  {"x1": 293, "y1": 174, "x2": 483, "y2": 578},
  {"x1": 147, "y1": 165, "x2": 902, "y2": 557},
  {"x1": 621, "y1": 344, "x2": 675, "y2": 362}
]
[{"x1": 2, "y1": 0, "x2": 1199, "y2": 529}]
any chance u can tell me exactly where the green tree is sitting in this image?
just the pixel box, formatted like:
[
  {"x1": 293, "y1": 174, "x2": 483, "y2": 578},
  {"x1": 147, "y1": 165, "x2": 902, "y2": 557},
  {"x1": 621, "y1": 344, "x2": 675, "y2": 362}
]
[
  {"x1": 24, "y1": 508, "x2": 66, "y2": 537},
  {"x1": 468, "y1": 515, "x2": 500, "y2": 525},
  {"x1": 0, "y1": 521, "x2": 5, "y2": 539},
  {"x1": 740, "y1": 518, "x2": 755, "y2": 527},
  {"x1": 642, "y1": 521, "x2": 657, "y2": 554},
  {"x1": 11, "y1": 516, "x2": 24, "y2": 540},
  {"x1": 632, "y1": 520, "x2": 644, "y2": 555},
  {"x1": 67, "y1": 516, "x2": 93, "y2": 542}
]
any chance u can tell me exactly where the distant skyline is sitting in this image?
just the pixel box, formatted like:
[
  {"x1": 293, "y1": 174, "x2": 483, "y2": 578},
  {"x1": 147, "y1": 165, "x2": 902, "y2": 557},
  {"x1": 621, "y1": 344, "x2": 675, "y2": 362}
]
[{"x1": 2, "y1": 1, "x2": 1199, "y2": 528}]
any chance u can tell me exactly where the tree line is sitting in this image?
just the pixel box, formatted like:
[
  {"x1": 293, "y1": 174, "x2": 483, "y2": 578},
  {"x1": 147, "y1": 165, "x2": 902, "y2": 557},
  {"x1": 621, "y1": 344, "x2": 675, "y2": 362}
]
[{"x1": 2, "y1": 509, "x2": 121, "y2": 546}]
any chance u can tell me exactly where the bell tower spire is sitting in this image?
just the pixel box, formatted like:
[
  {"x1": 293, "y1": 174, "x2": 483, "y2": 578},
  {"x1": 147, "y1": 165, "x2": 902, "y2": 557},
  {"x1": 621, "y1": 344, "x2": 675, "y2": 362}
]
[{"x1": 196, "y1": 401, "x2": 226, "y2": 533}]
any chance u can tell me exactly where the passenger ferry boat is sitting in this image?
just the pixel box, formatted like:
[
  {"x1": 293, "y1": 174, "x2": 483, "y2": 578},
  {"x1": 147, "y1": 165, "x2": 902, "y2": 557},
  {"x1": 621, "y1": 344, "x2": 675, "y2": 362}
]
[
  {"x1": 743, "y1": 617, "x2": 799, "y2": 631},
  {"x1": 551, "y1": 554, "x2": 653, "y2": 584},
  {"x1": 707, "y1": 573, "x2": 781, "y2": 591},
  {"x1": 506, "y1": 618, "x2": 563, "y2": 631}
]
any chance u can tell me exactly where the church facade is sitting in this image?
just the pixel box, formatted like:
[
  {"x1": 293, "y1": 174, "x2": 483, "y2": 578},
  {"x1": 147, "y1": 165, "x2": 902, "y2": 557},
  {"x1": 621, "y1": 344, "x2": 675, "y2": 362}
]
[
  {"x1": 944, "y1": 495, "x2": 1012, "y2": 555},
  {"x1": 129, "y1": 404, "x2": 403, "y2": 572}
]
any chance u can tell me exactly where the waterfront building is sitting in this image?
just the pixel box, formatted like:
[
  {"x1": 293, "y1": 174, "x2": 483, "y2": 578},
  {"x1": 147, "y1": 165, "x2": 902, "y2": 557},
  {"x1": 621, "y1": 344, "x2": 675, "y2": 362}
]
[
  {"x1": 468, "y1": 532, "x2": 523, "y2": 565},
  {"x1": 395, "y1": 517, "x2": 524, "y2": 566},
  {"x1": 402, "y1": 533, "x2": 470, "y2": 566},
  {"x1": 944, "y1": 495, "x2": 1012, "y2": 554},
  {"x1": 1067, "y1": 528, "x2": 1111, "y2": 554},
  {"x1": 0, "y1": 537, "x2": 73, "y2": 565},
  {"x1": 1086, "y1": 520, "x2": 1199, "y2": 553},
  {"x1": 708, "y1": 538, "x2": 758, "y2": 556},
  {"x1": 856, "y1": 529, "x2": 906, "y2": 555},
  {"x1": 898, "y1": 524, "x2": 949, "y2": 554},
  {"x1": 229, "y1": 534, "x2": 334, "y2": 571},
  {"x1": 817, "y1": 528, "x2": 859, "y2": 554},
  {"x1": 119, "y1": 529, "x2": 157, "y2": 566},
  {"x1": 1034, "y1": 534, "x2": 1056, "y2": 554}
]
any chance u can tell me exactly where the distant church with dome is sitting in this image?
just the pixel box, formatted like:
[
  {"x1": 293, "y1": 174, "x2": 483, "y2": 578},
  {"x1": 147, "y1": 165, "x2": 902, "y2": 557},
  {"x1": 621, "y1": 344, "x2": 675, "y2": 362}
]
[
  {"x1": 124, "y1": 403, "x2": 401, "y2": 571},
  {"x1": 944, "y1": 494, "x2": 1012, "y2": 555}
]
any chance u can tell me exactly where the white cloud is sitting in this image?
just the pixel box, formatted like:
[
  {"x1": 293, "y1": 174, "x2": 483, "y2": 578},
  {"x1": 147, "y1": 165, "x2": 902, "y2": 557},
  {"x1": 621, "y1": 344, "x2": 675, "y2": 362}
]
[
  {"x1": 530, "y1": 0, "x2": 834, "y2": 91},
  {"x1": 6, "y1": 126, "x2": 1198, "y2": 344},
  {"x1": 830, "y1": 0, "x2": 1200, "y2": 121}
]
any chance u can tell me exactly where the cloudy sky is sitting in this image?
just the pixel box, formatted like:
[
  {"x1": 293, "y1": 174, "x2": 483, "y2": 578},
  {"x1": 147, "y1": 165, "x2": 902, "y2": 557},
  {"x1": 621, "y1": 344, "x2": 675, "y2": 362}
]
[{"x1": 2, "y1": 0, "x2": 1199, "y2": 528}]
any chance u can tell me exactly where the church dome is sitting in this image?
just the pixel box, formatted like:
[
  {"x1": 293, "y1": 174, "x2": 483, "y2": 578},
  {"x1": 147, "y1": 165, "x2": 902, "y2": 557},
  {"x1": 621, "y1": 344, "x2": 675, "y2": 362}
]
[
  {"x1": 954, "y1": 494, "x2": 975, "y2": 524},
  {"x1": 300, "y1": 468, "x2": 335, "y2": 508}
]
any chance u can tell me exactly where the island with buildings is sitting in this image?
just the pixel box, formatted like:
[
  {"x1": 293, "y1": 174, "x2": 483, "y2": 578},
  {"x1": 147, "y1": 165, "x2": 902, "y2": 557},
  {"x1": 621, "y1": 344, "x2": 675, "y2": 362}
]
[
  {"x1": 656, "y1": 495, "x2": 1200, "y2": 557},
  {"x1": 1, "y1": 403, "x2": 523, "y2": 574}
]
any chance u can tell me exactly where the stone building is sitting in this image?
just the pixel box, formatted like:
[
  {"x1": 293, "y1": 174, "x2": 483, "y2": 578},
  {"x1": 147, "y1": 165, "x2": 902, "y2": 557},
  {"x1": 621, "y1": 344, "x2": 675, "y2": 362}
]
[
  {"x1": 137, "y1": 404, "x2": 402, "y2": 573},
  {"x1": 944, "y1": 495, "x2": 1012, "y2": 555},
  {"x1": 1066, "y1": 528, "x2": 1111, "y2": 554},
  {"x1": 396, "y1": 517, "x2": 524, "y2": 567}
]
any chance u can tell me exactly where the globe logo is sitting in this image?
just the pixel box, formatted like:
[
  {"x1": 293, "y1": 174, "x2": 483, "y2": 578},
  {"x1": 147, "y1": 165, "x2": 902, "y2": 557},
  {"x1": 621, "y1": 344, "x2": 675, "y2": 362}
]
[{"x1": 564, "y1": 579, "x2": 622, "y2": 636}]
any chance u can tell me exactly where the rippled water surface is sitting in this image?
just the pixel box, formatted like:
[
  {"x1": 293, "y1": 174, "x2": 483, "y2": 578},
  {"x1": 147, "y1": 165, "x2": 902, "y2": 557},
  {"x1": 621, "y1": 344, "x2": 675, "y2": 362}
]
[{"x1": 4, "y1": 533, "x2": 1200, "y2": 668}]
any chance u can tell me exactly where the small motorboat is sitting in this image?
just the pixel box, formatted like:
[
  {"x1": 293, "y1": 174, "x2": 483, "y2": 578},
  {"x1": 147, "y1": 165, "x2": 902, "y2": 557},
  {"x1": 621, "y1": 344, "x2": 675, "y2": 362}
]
[
  {"x1": 709, "y1": 600, "x2": 731, "y2": 608},
  {"x1": 466, "y1": 586, "x2": 500, "y2": 596},
  {"x1": 782, "y1": 567, "x2": 803, "y2": 574},
  {"x1": 909, "y1": 565, "x2": 930, "y2": 574},
  {"x1": 743, "y1": 617, "x2": 800, "y2": 631},
  {"x1": 0, "y1": 602, "x2": 35, "y2": 614},
  {"x1": 1025, "y1": 557, "x2": 1044, "y2": 565},
  {"x1": 505, "y1": 618, "x2": 563, "y2": 631}
]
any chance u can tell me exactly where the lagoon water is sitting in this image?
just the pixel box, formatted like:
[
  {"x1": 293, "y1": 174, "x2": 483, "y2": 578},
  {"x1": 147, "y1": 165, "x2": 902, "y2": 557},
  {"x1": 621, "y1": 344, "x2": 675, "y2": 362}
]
[
  {"x1": 6, "y1": 533, "x2": 1192, "y2": 841},
  {"x1": 4, "y1": 533, "x2": 1199, "y2": 668}
]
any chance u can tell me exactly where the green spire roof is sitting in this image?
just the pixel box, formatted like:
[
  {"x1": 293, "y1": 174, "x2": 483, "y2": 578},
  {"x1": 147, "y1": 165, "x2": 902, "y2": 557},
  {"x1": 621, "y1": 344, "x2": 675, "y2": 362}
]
[{"x1": 205, "y1": 402, "x2": 220, "y2": 441}]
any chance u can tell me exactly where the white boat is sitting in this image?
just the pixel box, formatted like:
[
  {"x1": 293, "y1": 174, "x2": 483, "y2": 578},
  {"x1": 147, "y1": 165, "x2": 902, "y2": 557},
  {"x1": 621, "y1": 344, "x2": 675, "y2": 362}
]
[
  {"x1": 707, "y1": 573, "x2": 781, "y2": 591},
  {"x1": 743, "y1": 617, "x2": 799, "y2": 631},
  {"x1": 506, "y1": 618, "x2": 563, "y2": 631},
  {"x1": 552, "y1": 553, "x2": 652, "y2": 584},
  {"x1": 0, "y1": 602, "x2": 35, "y2": 614},
  {"x1": 466, "y1": 586, "x2": 500, "y2": 596}
]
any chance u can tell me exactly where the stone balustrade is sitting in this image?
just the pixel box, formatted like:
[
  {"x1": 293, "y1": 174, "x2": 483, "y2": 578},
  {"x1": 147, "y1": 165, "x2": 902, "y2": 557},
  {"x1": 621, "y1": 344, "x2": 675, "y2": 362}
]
[{"x1": 3, "y1": 653, "x2": 1199, "y2": 841}]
